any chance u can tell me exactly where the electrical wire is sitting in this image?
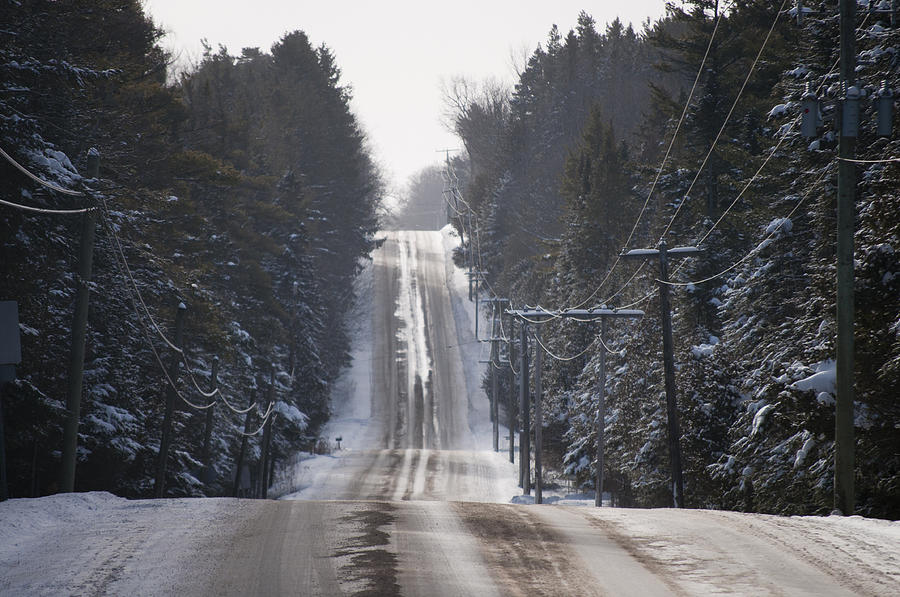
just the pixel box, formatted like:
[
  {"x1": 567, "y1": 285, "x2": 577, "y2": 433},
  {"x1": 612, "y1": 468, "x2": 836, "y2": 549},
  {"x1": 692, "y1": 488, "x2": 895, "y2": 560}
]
[
  {"x1": 565, "y1": 1, "x2": 736, "y2": 312},
  {"x1": 652, "y1": 9, "x2": 876, "y2": 289},
  {"x1": 100, "y1": 197, "x2": 184, "y2": 354},
  {"x1": 0, "y1": 196, "x2": 94, "y2": 214},
  {"x1": 233, "y1": 402, "x2": 276, "y2": 437},
  {"x1": 596, "y1": 332, "x2": 627, "y2": 357},
  {"x1": 532, "y1": 327, "x2": 598, "y2": 362},
  {"x1": 180, "y1": 353, "x2": 220, "y2": 399},
  {"x1": 98, "y1": 202, "x2": 217, "y2": 411},
  {"x1": 100, "y1": 198, "x2": 268, "y2": 416},
  {"x1": 661, "y1": 160, "x2": 834, "y2": 287},
  {"x1": 0, "y1": 144, "x2": 85, "y2": 196},
  {"x1": 660, "y1": 0, "x2": 790, "y2": 240},
  {"x1": 837, "y1": 156, "x2": 900, "y2": 164},
  {"x1": 219, "y1": 392, "x2": 257, "y2": 415},
  {"x1": 595, "y1": 10, "x2": 873, "y2": 307}
]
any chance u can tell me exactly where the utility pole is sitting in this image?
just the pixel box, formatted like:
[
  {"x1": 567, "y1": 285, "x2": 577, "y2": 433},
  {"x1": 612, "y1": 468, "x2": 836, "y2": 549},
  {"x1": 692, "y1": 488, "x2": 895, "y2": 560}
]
[
  {"x1": 533, "y1": 325, "x2": 544, "y2": 504},
  {"x1": 258, "y1": 366, "x2": 275, "y2": 499},
  {"x1": 60, "y1": 150, "x2": 99, "y2": 493},
  {"x1": 490, "y1": 316, "x2": 500, "y2": 452},
  {"x1": 511, "y1": 307, "x2": 643, "y2": 507},
  {"x1": 596, "y1": 319, "x2": 608, "y2": 507},
  {"x1": 233, "y1": 391, "x2": 256, "y2": 498},
  {"x1": 834, "y1": 0, "x2": 857, "y2": 516},
  {"x1": 507, "y1": 324, "x2": 517, "y2": 465},
  {"x1": 518, "y1": 320, "x2": 530, "y2": 493},
  {"x1": 482, "y1": 297, "x2": 509, "y2": 452},
  {"x1": 154, "y1": 301, "x2": 186, "y2": 498},
  {"x1": 623, "y1": 242, "x2": 700, "y2": 508},
  {"x1": 0, "y1": 301, "x2": 22, "y2": 501},
  {"x1": 590, "y1": 309, "x2": 642, "y2": 506},
  {"x1": 200, "y1": 356, "x2": 218, "y2": 486}
]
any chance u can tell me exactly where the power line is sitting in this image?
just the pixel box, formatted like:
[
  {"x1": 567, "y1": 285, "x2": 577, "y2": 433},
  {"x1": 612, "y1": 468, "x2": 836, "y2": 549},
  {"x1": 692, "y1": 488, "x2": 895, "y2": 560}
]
[
  {"x1": 660, "y1": 0, "x2": 790, "y2": 240},
  {"x1": 0, "y1": 197, "x2": 94, "y2": 215},
  {"x1": 837, "y1": 156, "x2": 900, "y2": 164},
  {"x1": 565, "y1": 0, "x2": 737, "y2": 312},
  {"x1": 98, "y1": 199, "x2": 272, "y2": 418},
  {"x1": 595, "y1": 12, "x2": 871, "y2": 308},
  {"x1": 652, "y1": 10, "x2": 877, "y2": 290},
  {"x1": 532, "y1": 329, "x2": 598, "y2": 362},
  {"x1": 233, "y1": 401, "x2": 276, "y2": 437},
  {"x1": 0, "y1": 144, "x2": 85, "y2": 196},
  {"x1": 662, "y1": 149, "x2": 836, "y2": 288}
]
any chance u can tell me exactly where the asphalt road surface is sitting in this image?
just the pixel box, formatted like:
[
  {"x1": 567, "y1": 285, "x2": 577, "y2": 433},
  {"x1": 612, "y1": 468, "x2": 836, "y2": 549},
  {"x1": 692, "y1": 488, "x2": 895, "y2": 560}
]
[
  {"x1": 5, "y1": 230, "x2": 894, "y2": 596},
  {"x1": 195, "y1": 230, "x2": 895, "y2": 596}
]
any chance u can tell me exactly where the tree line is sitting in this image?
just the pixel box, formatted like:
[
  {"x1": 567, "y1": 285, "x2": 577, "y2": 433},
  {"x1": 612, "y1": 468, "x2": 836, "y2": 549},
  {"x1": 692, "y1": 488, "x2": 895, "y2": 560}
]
[
  {"x1": 1, "y1": 0, "x2": 381, "y2": 498},
  {"x1": 449, "y1": 2, "x2": 899, "y2": 518}
]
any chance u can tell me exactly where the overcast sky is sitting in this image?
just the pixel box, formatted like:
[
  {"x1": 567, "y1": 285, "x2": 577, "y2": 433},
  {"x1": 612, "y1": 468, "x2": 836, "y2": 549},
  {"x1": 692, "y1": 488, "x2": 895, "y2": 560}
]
[{"x1": 144, "y1": 1, "x2": 670, "y2": 195}]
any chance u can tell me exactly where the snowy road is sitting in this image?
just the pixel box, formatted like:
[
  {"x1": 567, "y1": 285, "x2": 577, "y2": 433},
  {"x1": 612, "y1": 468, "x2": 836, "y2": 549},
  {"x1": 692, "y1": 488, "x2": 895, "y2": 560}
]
[{"x1": 2, "y1": 229, "x2": 899, "y2": 596}]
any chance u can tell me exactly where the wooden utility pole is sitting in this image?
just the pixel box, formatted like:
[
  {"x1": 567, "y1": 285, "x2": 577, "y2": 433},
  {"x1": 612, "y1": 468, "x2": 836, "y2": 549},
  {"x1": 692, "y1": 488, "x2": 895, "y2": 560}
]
[
  {"x1": 518, "y1": 321, "x2": 530, "y2": 493},
  {"x1": 258, "y1": 366, "x2": 275, "y2": 499},
  {"x1": 233, "y1": 392, "x2": 256, "y2": 497},
  {"x1": 60, "y1": 150, "x2": 99, "y2": 493},
  {"x1": 0, "y1": 301, "x2": 22, "y2": 501},
  {"x1": 153, "y1": 301, "x2": 186, "y2": 498},
  {"x1": 507, "y1": 330, "x2": 517, "y2": 465},
  {"x1": 511, "y1": 308, "x2": 643, "y2": 507},
  {"x1": 533, "y1": 326, "x2": 544, "y2": 504},
  {"x1": 834, "y1": 0, "x2": 857, "y2": 515},
  {"x1": 623, "y1": 242, "x2": 700, "y2": 508},
  {"x1": 589, "y1": 311, "x2": 642, "y2": 506},
  {"x1": 483, "y1": 297, "x2": 508, "y2": 452},
  {"x1": 200, "y1": 356, "x2": 218, "y2": 486},
  {"x1": 596, "y1": 319, "x2": 608, "y2": 507},
  {"x1": 490, "y1": 327, "x2": 500, "y2": 452}
]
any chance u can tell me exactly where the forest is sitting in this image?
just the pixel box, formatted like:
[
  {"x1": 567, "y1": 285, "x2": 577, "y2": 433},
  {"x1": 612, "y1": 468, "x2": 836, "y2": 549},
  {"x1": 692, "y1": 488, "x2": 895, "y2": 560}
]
[
  {"x1": 1, "y1": 1, "x2": 381, "y2": 498},
  {"x1": 442, "y1": 1, "x2": 899, "y2": 518},
  {"x1": 1, "y1": 0, "x2": 897, "y2": 520}
]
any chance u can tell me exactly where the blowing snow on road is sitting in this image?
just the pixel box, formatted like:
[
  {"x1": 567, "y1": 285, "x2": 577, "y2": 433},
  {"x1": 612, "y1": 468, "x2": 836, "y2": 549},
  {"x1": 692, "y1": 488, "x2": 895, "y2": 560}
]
[{"x1": 2, "y1": 229, "x2": 899, "y2": 596}]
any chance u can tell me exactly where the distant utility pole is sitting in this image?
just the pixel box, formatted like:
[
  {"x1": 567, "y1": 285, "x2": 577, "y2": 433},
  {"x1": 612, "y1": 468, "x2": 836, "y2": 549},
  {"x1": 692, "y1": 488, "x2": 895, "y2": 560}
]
[
  {"x1": 834, "y1": 0, "x2": 857, "y2": 516},
  {"x1": 533, "y1": 325, "x2": 544, "y2": 504},
  {"x1": 483, "y1": 297, "x2": 509, "y2": 453},
  {"x1": 507, "y1": 326, "x2": 518, "y2": 465},
  {"x1": 491, "y1": 335, "x2": 500, "y2": 452},
  {"x1": 154, "y1": 301, "x2": 187, "y2": 499},
  {"x1": 623, "y1": 241, "x2": 700, "y2": 508},
  {"x1": 60, "y1": 150, "x2": 99, "y2": 493},
  {"x1": 581, "y1": 310, "x2": 645, "y2": 506},
  {"x1": 518, "y1": 320, "x2": 531, "y2": 494},
  {"x1": 511, "y1": 308, "x2": 643, "y2": 506},
  {"x1": 200, "y1": 356, "x2": 219, "y2": 487},
  {"x1": 233, "y1": 391, "x2": 256, "y2": 498},
  {"x1": 258, "y1": 366, "x2": 275, "y2": 499}
]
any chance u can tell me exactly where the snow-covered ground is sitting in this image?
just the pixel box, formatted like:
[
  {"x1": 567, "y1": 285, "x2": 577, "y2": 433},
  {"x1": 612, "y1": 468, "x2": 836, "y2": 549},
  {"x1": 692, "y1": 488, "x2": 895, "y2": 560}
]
[
  {"x1": 2, "y1": 490, "x2": 899, "y2": 596},
  {"x1": 0, "y1": 491, "x2": 263, "y2": 595},
  {"x1": 3, "y1": 226, "x2": 899, "y2": 596}
]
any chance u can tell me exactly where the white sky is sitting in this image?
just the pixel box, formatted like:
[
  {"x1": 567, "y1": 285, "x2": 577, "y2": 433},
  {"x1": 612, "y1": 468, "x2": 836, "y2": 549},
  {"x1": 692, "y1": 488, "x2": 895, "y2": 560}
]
[{"x1": 143, "y1": 1, "x2": 670, "y2": 194}]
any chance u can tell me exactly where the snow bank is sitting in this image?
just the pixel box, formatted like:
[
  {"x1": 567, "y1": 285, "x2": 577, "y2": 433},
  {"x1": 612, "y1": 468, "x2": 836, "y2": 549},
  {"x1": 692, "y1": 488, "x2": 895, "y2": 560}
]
[
  {"x1": 792, "y1": 360, "x2": 836, "y2": 395},
  {"x1": 0, "y1": 492, "x2": 261, "y2": 596}
]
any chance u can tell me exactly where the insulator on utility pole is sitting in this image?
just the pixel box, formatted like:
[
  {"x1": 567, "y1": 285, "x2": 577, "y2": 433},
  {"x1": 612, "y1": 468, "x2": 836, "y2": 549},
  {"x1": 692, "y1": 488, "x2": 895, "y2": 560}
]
[
  {"x1": 801, "y1": 82, "x2": 820, "y2": 138},
  {"x1": 842, "y1": 85, "x2": 861, "y2": 138},
  {"x1": 876, "y1": 81, "x2": 894, "y2": 137}
]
